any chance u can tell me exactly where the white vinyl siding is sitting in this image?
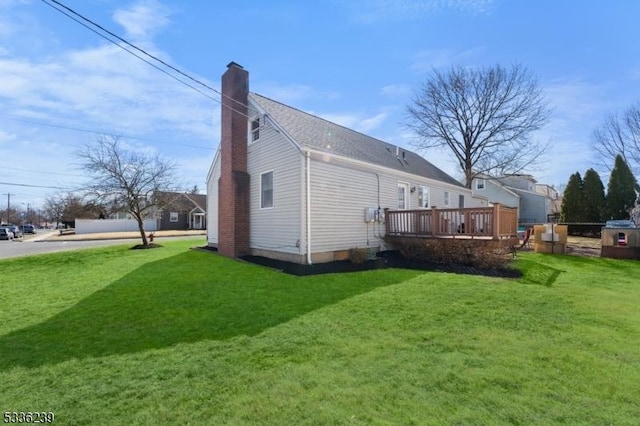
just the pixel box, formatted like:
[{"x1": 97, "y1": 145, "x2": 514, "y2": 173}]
[
  {"x1": 307, "y1": 153, "x2": 481, "y2": 254},
  {"x1": 206, "y1": 154, "x2": 221, "y2": 244},
  {"x1": 248, "y1": 116, "x2": 302, "y2": 255},
  {"x1": 309, "y1": 159, "x2": 384, "y2": 253}
]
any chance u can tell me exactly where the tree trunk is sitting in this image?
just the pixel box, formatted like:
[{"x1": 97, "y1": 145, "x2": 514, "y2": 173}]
[{"x1": 135, "y1": 214, "x2": 148, "y2": 246}]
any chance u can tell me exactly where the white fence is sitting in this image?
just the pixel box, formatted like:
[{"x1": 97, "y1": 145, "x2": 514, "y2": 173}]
[{"x1": 75, "y1": 219, "x2": 157, "y2": 234}]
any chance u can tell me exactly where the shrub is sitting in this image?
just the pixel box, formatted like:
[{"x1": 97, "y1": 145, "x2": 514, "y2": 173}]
[
  {"x1": 348, "y1": 247, "x2": 369, "y2": 264},
  {"x1": 386, "y1": 237, "x2": 514, "y2": 270}
]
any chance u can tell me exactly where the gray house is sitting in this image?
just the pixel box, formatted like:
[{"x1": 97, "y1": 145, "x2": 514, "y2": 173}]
[
  {"x1": 207, "y1": 62, "x2": 486, "y2": 264},
  {"x1": 155, "y1": 192, "x2": 206, "y2": 231},
  {"x1": 472, "y1": 174, "x2": 558, "y2": 225}
]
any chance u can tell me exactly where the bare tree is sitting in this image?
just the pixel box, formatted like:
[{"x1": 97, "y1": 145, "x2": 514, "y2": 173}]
[
  {"x1": 592, "y1": 103, "x2": 640, "y2": 179},
  {"x1": 406, "y1": 64, "x2": 551, "y2": 188},
  {"x1": 43, "y1": 193, "x2": 68, "y2": 228},
  {"x1": 77, "y1": 135, "x2": 179, "y2": 247},
  {"x1": 44, "y1": 192, "x2": 106, "y2": 228}
]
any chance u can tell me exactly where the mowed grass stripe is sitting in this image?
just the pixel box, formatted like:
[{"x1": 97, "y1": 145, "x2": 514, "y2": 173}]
[{"x1": 1, "y1": 240, "x2": 639, "y2": 424}]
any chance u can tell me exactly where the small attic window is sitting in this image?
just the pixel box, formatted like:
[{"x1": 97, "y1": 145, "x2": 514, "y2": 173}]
[{"x1": 251, "y1": 116, "x2": 260, "y2": 142}]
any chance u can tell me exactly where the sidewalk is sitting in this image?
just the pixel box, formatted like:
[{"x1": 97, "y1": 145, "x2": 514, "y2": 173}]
[{"x1": 30, "y1": 229, "x2": 206, "y2": 242}]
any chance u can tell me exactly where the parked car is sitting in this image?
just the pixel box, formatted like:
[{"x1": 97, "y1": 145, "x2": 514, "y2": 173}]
[
  {"x1": 0, "y1": 228, "x2": 13, "y2": 240},
  {"x1": 604, "y1": 220, "x2": 636, "y2": 228},
  {"x1": 20, "y1": 224, "x2": 36, "y2": 234},
  {"x1": 8, "y1": 225, "x2": 21, "y2": 238}
]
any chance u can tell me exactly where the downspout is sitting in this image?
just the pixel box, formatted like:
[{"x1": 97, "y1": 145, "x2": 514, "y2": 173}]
[{"x1": 306, "y1": 150, "x2": 312, "y2": 265}]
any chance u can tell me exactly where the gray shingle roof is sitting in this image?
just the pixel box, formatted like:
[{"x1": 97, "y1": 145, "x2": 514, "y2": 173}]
[{"x1": 250, "y1": 93, "x2": 464, "y2": 188}]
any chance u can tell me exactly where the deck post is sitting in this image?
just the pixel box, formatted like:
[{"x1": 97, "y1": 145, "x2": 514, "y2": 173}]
[
  {"x1": 492, "y1": 203, "x2": 500, "y2": 240},
  {"x1": 384, "y1": 208, "x2": 390, "y2": 236},
  {"x1": 430, "y1": 206, "x2": 437, "y2": 237}
]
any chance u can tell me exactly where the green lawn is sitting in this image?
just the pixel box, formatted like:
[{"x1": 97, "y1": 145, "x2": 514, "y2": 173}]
[{"x1": 1, "y1": 240, "x2": 639, "y2": 424}]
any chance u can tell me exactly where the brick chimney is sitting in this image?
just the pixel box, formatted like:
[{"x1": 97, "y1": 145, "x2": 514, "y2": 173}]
[{"x1": 218, "y1": 62, "x2": 250, "y2": 258}]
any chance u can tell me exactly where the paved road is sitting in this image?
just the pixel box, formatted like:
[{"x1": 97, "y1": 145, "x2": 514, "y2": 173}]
[{"x1": 0, "y1": 233, "x2": 205, "y2": 260}]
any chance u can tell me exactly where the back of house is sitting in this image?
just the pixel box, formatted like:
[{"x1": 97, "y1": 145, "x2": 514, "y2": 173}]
[{"x1": 207, "y1": 63, "x2": 484, "y2": 264}]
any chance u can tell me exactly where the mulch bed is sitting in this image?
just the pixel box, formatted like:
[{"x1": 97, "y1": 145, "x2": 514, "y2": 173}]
[
  {"x1": 131, "y1": 243, "x2": 163, "y2": 250},
  {"x1": 237, "y1": 250, "x2": 522, "y2": 278},
  {"x1": 200, "y1": 238, "x2": 605, "y2": 278}
]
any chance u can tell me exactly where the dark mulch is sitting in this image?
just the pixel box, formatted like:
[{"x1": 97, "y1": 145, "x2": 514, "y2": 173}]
[
  {"x1": 240, "y1": 255, "x2": 387, "y2": 276},
  {"x1": 131, "y1": 243, "x2": 163, "y2": 250},
  {"x1": 204, "y1": 249, "x2": 519, "y2": 278}
]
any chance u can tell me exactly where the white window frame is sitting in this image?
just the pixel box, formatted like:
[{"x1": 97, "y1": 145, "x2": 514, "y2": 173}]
[
  {"x1": 250, "y1": 116, "x2": 261, "y2": 142},
  {"x1": 169, "y1": 212, "x2": 179, "y2": 222},
  {"x1": 475, "y1": 179, "x2": 486, "y2": 190},
  {"x1": 444, "y1": 191, "x2": 450, "y2": 207},
  {"x1": 397, "y1": 182, "x2": 410, "y2": 210},
  {"x1": 418, "y1": 185, "x2": 430, "y2": 208},
  {"x1": 260, "y1": 171, "x2": 274, "y2": 209}
]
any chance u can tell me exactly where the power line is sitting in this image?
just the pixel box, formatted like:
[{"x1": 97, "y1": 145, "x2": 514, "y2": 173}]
[
  {"x1": 39, "y1": 0, "x2": 219, "y2": 104},
  {"x1": 40, "y1": 0, "x2": 252, "y2": 118},
  {"x1": 0, "y1": 165, "x2": 84, "y2": 178},
  {"x1": 0, "y1": 181, "x2": 74, "y2": 190},
  {"x1": 0, "y1": 115, "x2": 215, "y2": 151}
]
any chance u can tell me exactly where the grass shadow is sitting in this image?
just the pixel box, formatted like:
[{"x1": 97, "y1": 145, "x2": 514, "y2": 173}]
[
  {"x1": 0, "y1": 250, "x2": 421, "y2": 370},
  {"x1": 516, "y1": 259, "x2": 564, "y2": 287}
]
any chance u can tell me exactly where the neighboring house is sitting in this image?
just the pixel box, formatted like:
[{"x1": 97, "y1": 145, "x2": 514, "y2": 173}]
[
  {"x1": 472, "y1": 174, "x2": 558, "y2": 225},
  {"x1": 207, "y1": 62, "x2": 486, "y2": 264},
  {"x1": 155, "y1": 191, "x2": 207, "y2": 231},
  {"x1": 535, "y1": 183, "x2": 561, "y2": 220},
  {"x1": 107, "y1": 192, "x2": 206, "y2": 231}
]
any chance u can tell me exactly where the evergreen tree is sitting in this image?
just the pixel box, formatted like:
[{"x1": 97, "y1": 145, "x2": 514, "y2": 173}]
[
  {"x1": 582, "y1": 168, "x2": 606, "y2": 222},
  {"x1": 561, "y1": 172, "x2": 585, "y2": 222},
  {"x1": 606, "y1": 155, "x2": 638, "y2": 219}
]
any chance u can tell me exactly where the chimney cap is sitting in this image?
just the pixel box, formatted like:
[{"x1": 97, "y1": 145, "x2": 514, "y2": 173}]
[{"x1": 227, "y1": 61, "x2": 244, "y2": 69}]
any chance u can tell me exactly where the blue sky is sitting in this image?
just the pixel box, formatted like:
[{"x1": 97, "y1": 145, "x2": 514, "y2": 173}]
[{"x1": 1, "y1": 0, "x2": 639, "y2": 210}]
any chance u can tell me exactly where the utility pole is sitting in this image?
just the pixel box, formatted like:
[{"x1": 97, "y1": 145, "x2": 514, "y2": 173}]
[{"x1": 2, "y1": 193, "x2": 14, "y2": 224}]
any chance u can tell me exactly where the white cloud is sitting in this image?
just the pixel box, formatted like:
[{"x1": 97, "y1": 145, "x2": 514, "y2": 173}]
[
  {"x1": 410, "y1": 47, "x2": 485, "y2": 72},
  {"x1": 0, "y1": 129, "x2": 17, "y2": 143},
  {"x1": 0, "y1": 3, "x2": 216, "y2": 206},
  {"x1": 527, "y1": 78, "x2": 615, "y2": 184},
  {"x1": 380, "y1": 83, "x2": 412, "y2": 98},
  {"x1": 259, "y1": 82, "x2": 341, "y2": 103},
  {"x1": 0, "y1": 42, "x2": 217, "y2": 140},
  {"x1": 112, "y1": 0, "x2": 172, "y2": 40},
  {"x1": 348, "y1": 0, "x2": 494, "y2": 23}
]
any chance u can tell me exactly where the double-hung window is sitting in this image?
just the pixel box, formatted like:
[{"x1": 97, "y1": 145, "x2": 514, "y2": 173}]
[
  {"x1": 418, "y1": 186, "x2": 430, "y2": 208},
  {"x1": 261, "y1": 171, "x2": 274, "y2": 209},
  {"x1": 397, "y1": 183, "x2": 409, "y2": 209},
  {"x1": 251, "y1": 117, "x2": 260, "y2": 142}
]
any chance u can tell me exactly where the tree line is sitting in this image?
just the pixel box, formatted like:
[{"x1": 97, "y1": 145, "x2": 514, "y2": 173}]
[{"x1": 561, "y1": 155, "x2": 638, "y2": 223}]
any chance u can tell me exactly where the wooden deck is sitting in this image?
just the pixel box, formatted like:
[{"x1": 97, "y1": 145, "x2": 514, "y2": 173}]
[{"x1": 385, "y1": 204, "x2": 518, "y2": 240}]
